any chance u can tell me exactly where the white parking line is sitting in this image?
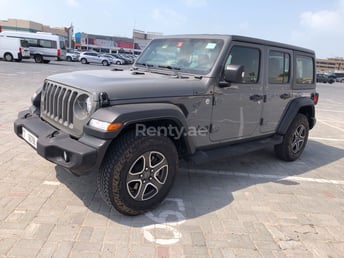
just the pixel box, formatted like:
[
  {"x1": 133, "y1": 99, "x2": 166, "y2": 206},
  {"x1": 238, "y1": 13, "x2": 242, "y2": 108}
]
[
  {"x1": 181, "y1": 169, "x2": 344, "y2": 185},
  {"x1": 310, "y1": 137, "x2": 344, "y2": 142},
  {"x1": 317, "y1": 109, "x2": 344, "y2": 113},
  {"x1": 318, "y1": 120, "x2": 344, "y2": 132},
  {"x1": 43, "y1": 181, "x2": 61, "y2": 186}
]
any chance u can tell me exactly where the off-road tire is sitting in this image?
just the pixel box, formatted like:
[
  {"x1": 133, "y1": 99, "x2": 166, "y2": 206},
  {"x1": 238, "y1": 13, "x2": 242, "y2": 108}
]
[
  {"x1": 274, "y1": 113, "x2": 309, "y2": 161},
  {"x1": 98, "y1": 131, "x2": 178, "y2": 215}
]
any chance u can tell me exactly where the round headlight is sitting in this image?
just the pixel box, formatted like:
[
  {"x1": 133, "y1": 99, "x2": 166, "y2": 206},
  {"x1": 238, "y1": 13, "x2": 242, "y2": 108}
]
[{"x1": 74, "y1": 94, "x2": 92, "y2": 120}]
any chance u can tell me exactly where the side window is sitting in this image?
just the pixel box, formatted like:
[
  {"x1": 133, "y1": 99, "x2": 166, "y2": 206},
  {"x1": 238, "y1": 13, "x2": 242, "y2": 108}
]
[
  {"x1": 39, "y1": 39, "x2": 54, "y2": 48},
  {"x1": 296, "y1": 55, "x2": 314, "y2": 84},
  {"x1": 226, "y1": 46, "x2": 260, "y2": 83},
  {"x1": 27, "y1": 38, "x2": 38, "y2": 47},
  {"x1": 269, "y1": 51, "x2": 290, "y2": 84}
]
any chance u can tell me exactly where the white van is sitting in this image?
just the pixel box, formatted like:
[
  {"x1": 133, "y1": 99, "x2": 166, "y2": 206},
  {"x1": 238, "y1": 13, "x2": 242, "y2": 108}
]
[
  {"x1": 0, "y1": 35, "x2": 30, "y2": 61},
  {"x1": 0, "y1": 31, "x2": 66, "y2": 63}
]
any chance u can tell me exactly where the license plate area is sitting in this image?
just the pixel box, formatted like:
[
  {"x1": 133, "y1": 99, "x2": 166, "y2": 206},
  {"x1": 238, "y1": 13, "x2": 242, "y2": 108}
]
[{"x1": 22, "y1": 127, "x2": 38, "y2": 149}]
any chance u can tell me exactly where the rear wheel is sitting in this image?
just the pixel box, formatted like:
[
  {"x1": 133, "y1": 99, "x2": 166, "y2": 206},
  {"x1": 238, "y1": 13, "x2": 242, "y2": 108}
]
[
  {"x1": 34, "y1": 55, "x2": 43, "y2": 63},
  {"x1": 66, "y1": 56, "x2": 72, "y2": 62},
  {"x1": 274, "y1": 113, "x2": 309, "y2": 161},
  {"x1": 116, "y1": 61, "x2": 121, "y2": 65},
  {"x1": 98, "y1": 131, "x2": 178, "y2": 215},
  {"x1": 4, "y1": 53, "x2": 13, "y2": 62}
]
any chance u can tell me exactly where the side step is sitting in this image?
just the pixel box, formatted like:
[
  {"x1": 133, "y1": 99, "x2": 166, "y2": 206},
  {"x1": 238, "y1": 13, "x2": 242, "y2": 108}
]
[{"x1": 189, "y1": 135, "x2": 283, "y2": 165}]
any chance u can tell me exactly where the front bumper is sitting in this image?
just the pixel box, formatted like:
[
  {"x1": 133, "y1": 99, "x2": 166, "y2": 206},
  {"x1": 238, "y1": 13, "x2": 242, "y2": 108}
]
[{"x1": 14, "y1": 109, "x2": 110, "y2": 176}]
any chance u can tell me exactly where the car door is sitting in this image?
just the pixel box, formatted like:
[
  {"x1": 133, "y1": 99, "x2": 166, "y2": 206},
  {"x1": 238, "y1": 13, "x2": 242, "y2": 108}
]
[
  {"x1": 260, "y1": 47, "x2": 293, "y2": 133},
  {"x1": 210, "y1": 43, "x2": 264, "y2": 142}
]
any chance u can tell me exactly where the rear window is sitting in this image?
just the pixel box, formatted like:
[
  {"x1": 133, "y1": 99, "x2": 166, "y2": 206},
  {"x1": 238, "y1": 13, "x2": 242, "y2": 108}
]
[
  {"x1": 296, "y1": 55, "x2": 314, "y2": 84},
  {"x1": 20, "y1": 39, "x2": 29, "y2": 48}
]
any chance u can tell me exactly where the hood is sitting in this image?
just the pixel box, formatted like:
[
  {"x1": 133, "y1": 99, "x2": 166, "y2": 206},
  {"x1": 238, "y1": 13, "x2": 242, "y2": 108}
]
[{"x1": 47, "y1": 69, "x2": 208, "y2": 101}]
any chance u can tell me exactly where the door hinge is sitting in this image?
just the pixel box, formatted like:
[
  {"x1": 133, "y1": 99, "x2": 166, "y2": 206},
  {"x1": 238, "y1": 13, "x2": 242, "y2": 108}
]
[
  {"x1": 260, "y1": 118, "x2": 264, "y2": 125},
  {"x1": 212, "y1": 95, "x2": 216, "y2": 106}
]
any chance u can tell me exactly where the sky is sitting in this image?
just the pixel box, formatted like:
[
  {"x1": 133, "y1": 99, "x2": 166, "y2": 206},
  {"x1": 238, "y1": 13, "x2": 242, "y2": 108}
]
[{"x1": 1, "y1": 0, "x2": 344, "y2": 58}]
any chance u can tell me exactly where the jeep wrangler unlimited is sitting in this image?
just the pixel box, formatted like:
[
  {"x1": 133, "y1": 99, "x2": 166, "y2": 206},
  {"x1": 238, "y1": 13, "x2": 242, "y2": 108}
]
[{"x1": 14, "y1": 35, "x2": 319, "y2": 215}]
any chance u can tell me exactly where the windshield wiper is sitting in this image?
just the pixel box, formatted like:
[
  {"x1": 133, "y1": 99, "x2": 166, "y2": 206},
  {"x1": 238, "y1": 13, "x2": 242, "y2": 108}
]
[
  {"x1": 158, "y1": 65, "x2": 181, "y2": 70},
  {"x1": 135, "y1": 62, "x2": 154, "y2": 68}
]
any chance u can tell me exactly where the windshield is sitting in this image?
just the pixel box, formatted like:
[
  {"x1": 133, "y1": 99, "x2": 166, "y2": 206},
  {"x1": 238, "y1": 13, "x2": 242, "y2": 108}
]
[
  {"x1": 136, "y1": 38, "x2": 224, "y2": 75},
  {"x1": 60, "y1": 40, "x2": 66, "y2": 50}
]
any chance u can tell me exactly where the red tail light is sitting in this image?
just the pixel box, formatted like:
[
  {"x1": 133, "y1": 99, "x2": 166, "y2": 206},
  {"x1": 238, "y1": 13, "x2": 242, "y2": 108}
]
[
  {"x1": 19, "y1": 47, "x2": 22, "y2": 53},
  {"x1": 57, "y1": 49, "x2": 61, "y2": 57},
  {"x1": 311, "y1": 92, "x2": 319, "y2": 105}
]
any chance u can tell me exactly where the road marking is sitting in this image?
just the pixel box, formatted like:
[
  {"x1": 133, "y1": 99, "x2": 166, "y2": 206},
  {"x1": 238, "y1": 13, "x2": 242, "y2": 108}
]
[
  {"x1": 318, "y1": 120, "x2": 344, "y2": 132},
  {"x1": 310, "y1": 136, "x2": 344, "y2": 142},
  {"x1": 43, "y1": 181, "x2": 61, "y2": 186},
  {"x1": 317, "y1": 109, "x2": 344, "y2": 113},
  {"x1": 181, "y1": 169, "x2": 344, "y2": 185}
]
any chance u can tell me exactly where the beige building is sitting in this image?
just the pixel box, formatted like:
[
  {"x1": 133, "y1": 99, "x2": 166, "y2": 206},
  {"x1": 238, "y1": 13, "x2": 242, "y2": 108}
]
[
  {"x1": 0, "y1": 18, "x2": 67, "y2": 38},
  {"x1": 316, "y1": 57, "x2": 344, "y2": 73}
]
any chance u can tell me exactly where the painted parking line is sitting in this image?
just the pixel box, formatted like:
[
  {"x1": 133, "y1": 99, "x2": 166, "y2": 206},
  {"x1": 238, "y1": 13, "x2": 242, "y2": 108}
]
[
  {"x1": 181, "y1": 169, "x2": 344, "y2": 185},
  {"x1": 43, "y1": 181, "x2": 61, "y2": 186},
  {"x1": 318, "y1": 120, "x2": 344, "y2": 132},
  {"x1": 310, "y1": 137, "x2": 344, "y2": 141}
]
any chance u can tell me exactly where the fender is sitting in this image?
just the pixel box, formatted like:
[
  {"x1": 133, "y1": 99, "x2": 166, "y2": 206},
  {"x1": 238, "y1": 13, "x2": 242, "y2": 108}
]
[
  {"x1": 84, "y1": 103, "x2": 195, "y2": 153},
  {"x1": 276, "y1": 97, "x2": 315, "y2": 135}
]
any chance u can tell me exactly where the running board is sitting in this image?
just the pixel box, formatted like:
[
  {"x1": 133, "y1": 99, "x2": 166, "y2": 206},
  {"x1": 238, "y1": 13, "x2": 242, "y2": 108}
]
[{"x1": 189, "y1": 135, "x2": 283, "y2": 165}]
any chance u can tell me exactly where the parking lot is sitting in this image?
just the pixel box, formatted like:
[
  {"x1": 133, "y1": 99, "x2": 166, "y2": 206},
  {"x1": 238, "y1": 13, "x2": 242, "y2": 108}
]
[{"x1": 0, "y1": 60, "x2": 343, "y2": 257}]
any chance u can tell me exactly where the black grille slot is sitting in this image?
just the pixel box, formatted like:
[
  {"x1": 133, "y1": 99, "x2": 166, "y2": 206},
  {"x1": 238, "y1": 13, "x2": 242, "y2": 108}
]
[{"x1": 41, "y1": 82, "x2": 79, "y2": 127}]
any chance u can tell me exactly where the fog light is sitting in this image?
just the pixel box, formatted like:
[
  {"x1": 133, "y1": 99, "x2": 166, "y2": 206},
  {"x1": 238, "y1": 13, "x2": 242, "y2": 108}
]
[{"x1": 63, "y1": 151, "x2": 69, "y2": 162}]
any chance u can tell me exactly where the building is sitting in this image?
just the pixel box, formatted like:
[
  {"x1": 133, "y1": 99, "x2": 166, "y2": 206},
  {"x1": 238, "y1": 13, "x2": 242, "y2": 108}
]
[
  {"x1": 74, "y1": 30, "x2": 162, "y2": 54},
  {"x1": 0, "y1": 18, "x2": 68, "y2": 38},
  {"x1": 316, "y1": 57, "x2": 344, "y2": 73}
]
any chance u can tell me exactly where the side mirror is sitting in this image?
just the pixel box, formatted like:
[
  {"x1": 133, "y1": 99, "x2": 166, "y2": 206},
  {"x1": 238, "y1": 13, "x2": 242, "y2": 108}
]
[{"x1": 223, "y1": 64, "x2": 244, "y2": 83}]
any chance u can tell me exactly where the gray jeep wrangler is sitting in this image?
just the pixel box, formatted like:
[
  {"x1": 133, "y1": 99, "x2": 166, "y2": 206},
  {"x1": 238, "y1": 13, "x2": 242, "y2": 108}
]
[{"x1": 14, "y1": 35, "x2": 319, "y2": 215}]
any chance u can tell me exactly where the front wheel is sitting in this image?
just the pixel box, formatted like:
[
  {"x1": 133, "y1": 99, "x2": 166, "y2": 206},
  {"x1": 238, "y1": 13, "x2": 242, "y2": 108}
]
[
  {"x1": 98, "y1": 131, "x2": 178, "y2": 215},
  {"x1": 274, "y1": 113, "x2": 309, "y2": 161},
  {"x1": 102, "y1": 60, "x2": 109, "y2": 66},
  {"x1": 81, "y1": 58, "x2": 87, "y2": 64}
]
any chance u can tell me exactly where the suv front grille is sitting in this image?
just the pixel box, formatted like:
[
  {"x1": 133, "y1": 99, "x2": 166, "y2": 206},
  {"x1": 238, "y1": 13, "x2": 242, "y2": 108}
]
[{"x1": 41, "y1": 81, "x2": 78, "y2": 128}]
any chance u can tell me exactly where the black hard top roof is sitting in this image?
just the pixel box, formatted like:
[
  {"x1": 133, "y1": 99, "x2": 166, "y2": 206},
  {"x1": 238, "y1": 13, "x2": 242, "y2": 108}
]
[{"x1": 157, "y1": 34, "x2": 315, "y2": 55}]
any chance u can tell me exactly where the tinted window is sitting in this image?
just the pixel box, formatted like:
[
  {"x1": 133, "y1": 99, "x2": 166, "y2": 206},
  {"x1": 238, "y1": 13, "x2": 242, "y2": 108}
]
[
  {"x1": 296, "y1": 56, "x2": 314, "y2": 84},
  {"x1": 20, "y1": 39, "x2": 29, "y2": 48},
  {"x1": 226, "y1": 46, "x2": 260, "y2": 83},
  {"x1": 39, "y1": 39, "x2": 57, "y2": 49},
  {"x1": 269, "y1": 51, "x2": 290, "y2": 84},
  {"x1": 27, "y1": 38, "x2": 38, "y2": 47}
]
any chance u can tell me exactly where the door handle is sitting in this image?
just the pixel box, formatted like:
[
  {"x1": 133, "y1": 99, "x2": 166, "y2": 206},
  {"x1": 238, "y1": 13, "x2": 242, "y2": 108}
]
[
  {"x1": 280, "y1": 93, "x2": 291, "y2": 100},
  {"x1": 250, "y1": 94, "x2": 263, "y2": 101}
]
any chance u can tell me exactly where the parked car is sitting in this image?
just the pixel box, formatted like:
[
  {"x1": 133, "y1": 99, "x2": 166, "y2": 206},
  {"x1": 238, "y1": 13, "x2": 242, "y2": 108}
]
[
  {"x1": 102, "y1": 54, "x2": 124, "y2": 65},
  {"x1": 79, "y1": 52, "x2": 112, "y2": 66},
  {"x1": 15, "y1": 34, "x2": 318, "y2": 215},
  {"x1": 0, "y1": 35, "x2": 30, "y2": 61},
  {"x1": 336, "y1": 76, "x2": 344, "y2": 82},
  {"x1": 316, "y1": 73, "x2": 335, "y2": 84},
  {"x1": 66, "y1": 49, "x2": 80, "y2": 62},
  {"x1": 111, "y1": 53, "x2": 129, "y2": 64}
]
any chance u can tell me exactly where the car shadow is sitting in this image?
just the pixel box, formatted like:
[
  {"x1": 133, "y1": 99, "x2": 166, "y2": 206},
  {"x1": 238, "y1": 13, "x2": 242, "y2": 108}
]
[{"x1": 55, "y1": 140, "x2": 344, "y2": 227}]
